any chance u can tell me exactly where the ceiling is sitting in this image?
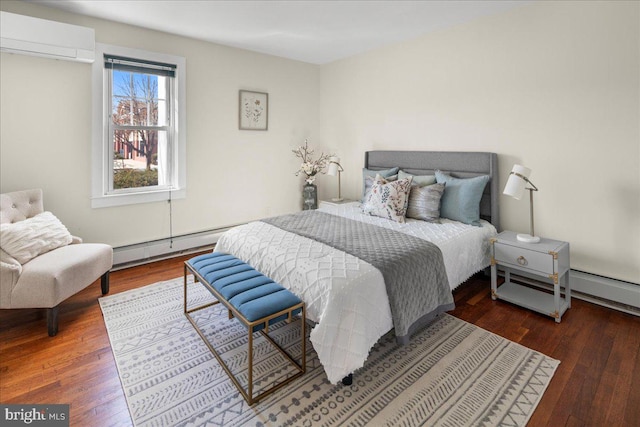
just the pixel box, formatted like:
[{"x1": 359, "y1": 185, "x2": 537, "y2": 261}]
[{"x1": 27, "y1": 0, "x2": 529, "y2": 64}]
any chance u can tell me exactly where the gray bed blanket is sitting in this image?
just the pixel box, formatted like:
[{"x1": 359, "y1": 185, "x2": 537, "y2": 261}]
[{"x1": 262, "y1": 210, "x2": 454, "y2": 344}]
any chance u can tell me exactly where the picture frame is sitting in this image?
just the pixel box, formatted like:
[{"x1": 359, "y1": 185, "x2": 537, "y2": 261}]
[{"x1": 239, "y1": 90, "x2": 268, "y2": 130}]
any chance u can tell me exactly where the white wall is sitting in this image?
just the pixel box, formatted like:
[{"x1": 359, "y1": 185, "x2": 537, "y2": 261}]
[
  {"x1": 317, "y1": 1, "x2": 639, "y2": 283},
  {"x1": 0, "y1": 1, "x2": 320, "y2": 247},
  {"x1": 2, "y1": 1, "x2": 638, "y2": 284}
]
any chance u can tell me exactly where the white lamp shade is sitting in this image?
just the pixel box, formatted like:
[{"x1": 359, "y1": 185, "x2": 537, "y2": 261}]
[
  {"x1": 327, "y1": 157, "x2": 340, "y2": 176},
  {"x1": 503, "y1": 164, "x2": 532, "y2": 200}
]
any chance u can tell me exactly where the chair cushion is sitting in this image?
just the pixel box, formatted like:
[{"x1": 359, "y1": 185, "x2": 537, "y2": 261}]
[
  {"x1": 0, "y1": 248, "x2": 22, "y2": 308},
  {"x1": 9, "y1": 243, "x2": 113, "y2": 309}
]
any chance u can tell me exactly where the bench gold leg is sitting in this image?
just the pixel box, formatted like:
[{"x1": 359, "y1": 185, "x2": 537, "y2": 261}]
[
  {"x1": 247, "y1": 330, "x2": 254, "y2": 404},
  {"x1": 184, "y1": 263, "x2": 219, "y2": 315},
  {"x1": 184, "y1": 260, "x2": 306, "y2": 405}
]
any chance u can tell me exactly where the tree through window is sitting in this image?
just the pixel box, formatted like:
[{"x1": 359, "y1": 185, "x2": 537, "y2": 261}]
[
  {"x1": 106, "y1": 55, "x2": 175, "y2": 191},
  {"x1": 92, "y1": 45, "x2": 186, "y2": 208}
]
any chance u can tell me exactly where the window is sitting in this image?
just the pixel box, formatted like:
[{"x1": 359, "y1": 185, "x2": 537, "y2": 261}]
[{"x1": 92, "y1": 44, "x2": 186, "y2": 208}]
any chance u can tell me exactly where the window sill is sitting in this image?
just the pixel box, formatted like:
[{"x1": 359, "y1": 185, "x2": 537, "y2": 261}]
[{"x1": 91, "y1": 188, "x2": 185, "y2": 208}]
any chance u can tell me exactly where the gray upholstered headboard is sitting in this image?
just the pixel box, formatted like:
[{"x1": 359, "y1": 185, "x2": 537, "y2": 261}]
[{"x1": 364, "y1": 151, "x2": 499, "y2": 230}]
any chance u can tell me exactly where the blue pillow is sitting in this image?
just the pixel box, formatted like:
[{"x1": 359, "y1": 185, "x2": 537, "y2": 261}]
[
  {"x1": 398, "y1": 170, "x2": 437, "y2": 187},
  {"x1": 361, "y1": 167, "x2": 399, "y2": 202},
  {"x1": 435, "y1": 171, "x2": 490, "y2": 226}
]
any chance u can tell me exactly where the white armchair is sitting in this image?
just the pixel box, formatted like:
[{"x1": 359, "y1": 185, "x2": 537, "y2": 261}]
[{"x1": 0, "y1": 189, "x2": 113, "y2": 336}]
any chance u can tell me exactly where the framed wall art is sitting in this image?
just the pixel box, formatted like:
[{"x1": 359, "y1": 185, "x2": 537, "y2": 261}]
[{"x1": 239, "y1": 90, "x2": 268, "y2": 130}]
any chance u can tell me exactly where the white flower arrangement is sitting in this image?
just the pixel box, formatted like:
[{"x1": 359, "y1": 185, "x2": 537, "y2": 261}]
[{"x1": 292, "y1": 139, "x2": 332, "y2": 184}]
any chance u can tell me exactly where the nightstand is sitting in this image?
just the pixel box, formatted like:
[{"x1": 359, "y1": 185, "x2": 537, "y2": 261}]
[
  {"x1": 490, "y1": 231, "x2": 571, "y2": 322},
  {"x1": 318, "y1": 199, "x2": 357, "y2": 208}
]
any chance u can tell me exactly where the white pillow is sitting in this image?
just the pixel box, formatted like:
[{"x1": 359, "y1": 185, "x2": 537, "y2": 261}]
[{"x1": 0, "y1": 211, "x2": 73, "y2": 264}]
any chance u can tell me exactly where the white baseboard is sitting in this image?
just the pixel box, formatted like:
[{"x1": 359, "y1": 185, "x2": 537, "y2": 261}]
[
  {"x1": 112, "y1": 226, "x2": 240, "y2": 269},
  {"x1": 505, "y1": 269, "x2": 640, "y2": 316}
]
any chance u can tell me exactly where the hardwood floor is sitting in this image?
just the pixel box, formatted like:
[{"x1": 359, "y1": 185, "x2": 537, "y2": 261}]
[{"x1": 1, "y1": 253, "x2": 639, "y2": 426}]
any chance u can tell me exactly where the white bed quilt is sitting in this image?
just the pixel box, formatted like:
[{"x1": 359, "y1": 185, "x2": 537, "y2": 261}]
[
  {"x1": 214, "y1": 203, "x2": 497, "y2": 384},
  {"x1": 320, "y1": 202, "x2": 498, "y2": 290}
]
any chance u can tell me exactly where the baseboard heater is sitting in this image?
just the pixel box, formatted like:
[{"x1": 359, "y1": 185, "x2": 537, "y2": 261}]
[
  {"x1": 111, "y1": 224, "x2": 242, "y2": 270},
  {"x1": 504, "y1": 269, "x2": 640, "y2": 316}
]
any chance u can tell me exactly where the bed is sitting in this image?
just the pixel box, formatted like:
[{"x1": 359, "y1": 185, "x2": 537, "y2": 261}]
[{"x1": 214, "y1": 150, "x2": 499, "y2": 384}]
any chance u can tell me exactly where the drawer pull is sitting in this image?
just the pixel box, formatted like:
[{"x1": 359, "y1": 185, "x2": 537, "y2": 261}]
[{"x1": 517, "y1": 256, "x2": 528, "y2": 266}]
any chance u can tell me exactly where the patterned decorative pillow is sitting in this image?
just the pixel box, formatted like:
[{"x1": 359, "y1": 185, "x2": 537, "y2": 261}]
[
  {"x1": 406, "y1": 183, "x2": 446, "y2": 222},
  {"x1": 362, "y1": 174, "x2": 413, "y2": 223},
  {"x1": 361, "y1": 167, "x2": 399, "y2": 202},
  {"x1": 362, "y1": 174, "x2": 397, "y2": 204},
  {"x1": 0, "y1": 211, "x2": 72, "y2": 264}
]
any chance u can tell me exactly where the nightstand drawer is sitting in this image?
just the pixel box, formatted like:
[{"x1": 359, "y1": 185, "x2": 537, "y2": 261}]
[{"x1": 494, "y1": 243, "x2": 554, "y2": 274}]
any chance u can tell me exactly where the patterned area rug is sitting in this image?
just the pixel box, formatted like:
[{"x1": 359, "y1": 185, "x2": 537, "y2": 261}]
[{"x1": 99, "y1": 277, "x2": 559, "y2": 427}]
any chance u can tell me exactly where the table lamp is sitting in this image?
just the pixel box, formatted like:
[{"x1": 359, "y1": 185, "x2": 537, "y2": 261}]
[
  {"x1": 327, "y1": 156, "x2": 344, "y2": 202},
  {"x1": 503, "y1": 164, "x2": 540, "y2": 243}
]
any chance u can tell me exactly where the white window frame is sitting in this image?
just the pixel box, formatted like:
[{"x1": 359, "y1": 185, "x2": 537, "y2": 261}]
[{"x1": 91, "y1": 43, "x2": 186, "y2": 208}]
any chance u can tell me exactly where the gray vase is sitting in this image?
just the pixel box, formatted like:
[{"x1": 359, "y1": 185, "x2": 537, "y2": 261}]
[{"x1": 302, "y1": 183, "x2": 317, "y2": 210}]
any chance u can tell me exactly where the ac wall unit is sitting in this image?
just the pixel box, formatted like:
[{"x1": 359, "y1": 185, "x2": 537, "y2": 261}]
[{"x1": 0, "y1": 11, "x2": 95, "y2": 63}]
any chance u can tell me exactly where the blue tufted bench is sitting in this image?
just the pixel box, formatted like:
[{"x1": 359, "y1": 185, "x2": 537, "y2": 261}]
[{"x1": 183, "y1": 252, "x2": 306, "y2": 405}]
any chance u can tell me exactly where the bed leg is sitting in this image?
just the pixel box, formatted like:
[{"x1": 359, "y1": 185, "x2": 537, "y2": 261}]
[{"x1": 341, "y1": 374, "x2": 353, "y2": 386}]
